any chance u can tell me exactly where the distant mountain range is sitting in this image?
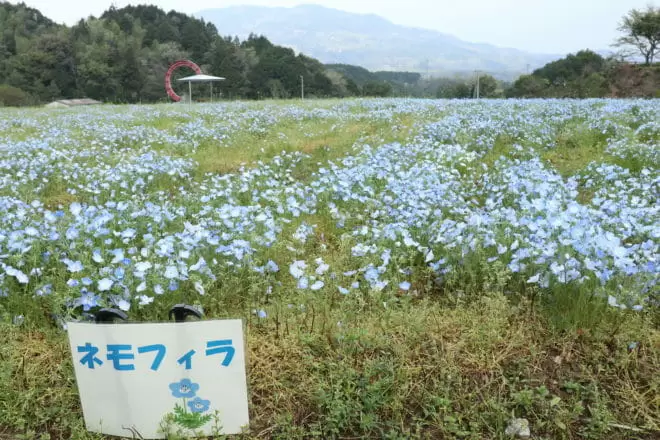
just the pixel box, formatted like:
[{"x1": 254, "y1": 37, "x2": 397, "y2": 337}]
[{"x1": 197, "y1": 4, "x2": 561, "y2": 79}]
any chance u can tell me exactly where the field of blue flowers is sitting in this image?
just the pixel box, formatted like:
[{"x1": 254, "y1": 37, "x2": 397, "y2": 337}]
[{"x1": 0, "y1": 99, "x2": 658, "y2": 439}]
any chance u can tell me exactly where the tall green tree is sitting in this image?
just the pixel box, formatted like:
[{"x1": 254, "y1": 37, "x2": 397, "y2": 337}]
[
  {"x1": 507, "y1": 75, "x2": 549, "y2": 98},
  {"x1": 474, "y1": 74, "x2": 500, "y2": 98},
  {"x1": 614, "y1": 6, "x2": 660, "y2": 65},
  {"x1": 435, "y1": 78, "x2": 472, "y2": 99}
]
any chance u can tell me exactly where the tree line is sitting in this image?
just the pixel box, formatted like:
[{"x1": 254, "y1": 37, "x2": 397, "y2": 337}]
[
  {"x1": 0, "y1": 2, "x2": 658, "y2": 106},
  {"x1": 0, "y1": 2, "x2": 414, "y2": 105}
]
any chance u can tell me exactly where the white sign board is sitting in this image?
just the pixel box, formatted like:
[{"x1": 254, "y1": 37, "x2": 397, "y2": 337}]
[{"x1": 67, "y1": 320, "x2": 249, "y2": 438}]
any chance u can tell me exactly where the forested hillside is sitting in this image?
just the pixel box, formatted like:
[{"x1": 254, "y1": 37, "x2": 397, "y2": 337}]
[
  {"x1": 0, "y1": 2, "x2": 658, "y2": 105},
  {"x1": 0, "y1": 3, "x2": 378, "y2": 104}
]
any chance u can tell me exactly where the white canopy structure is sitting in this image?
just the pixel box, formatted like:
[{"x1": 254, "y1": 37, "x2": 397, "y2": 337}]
[{"x1": 177, "y1": 74, "x2": 225, "y2": 103}]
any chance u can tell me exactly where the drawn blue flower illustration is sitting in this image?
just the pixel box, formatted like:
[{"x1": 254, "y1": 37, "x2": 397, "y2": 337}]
[
  {"x1": 169, "y1": 378, "x2": 199, "y2": 398},
  {"x1": 187, "y1": 397, "x2": 211, "y2": 413}
]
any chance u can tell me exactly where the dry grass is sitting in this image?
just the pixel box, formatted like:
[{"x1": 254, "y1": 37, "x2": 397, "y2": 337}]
[{"x1": 1, "y1": 292, "x2": 658, "y2": 439}]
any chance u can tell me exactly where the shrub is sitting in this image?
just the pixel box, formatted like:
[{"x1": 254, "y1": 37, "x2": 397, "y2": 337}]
[{"x1": 0, "y1": 84, "x2": 31, "y2": 107}]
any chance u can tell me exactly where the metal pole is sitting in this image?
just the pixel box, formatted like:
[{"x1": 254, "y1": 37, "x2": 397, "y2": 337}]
[
  {"x1": 475, "y1": 71, "x2": 480, "y2": 99},
  {"x1": 189, "y1": 81, "x2": 192, "y2": 104},
  {"x1": 301, "y1": 75, "x2": 304, "y2": 101},
  {"x1": 210, "y1": 82, "x2": 213, "y2": 103}
]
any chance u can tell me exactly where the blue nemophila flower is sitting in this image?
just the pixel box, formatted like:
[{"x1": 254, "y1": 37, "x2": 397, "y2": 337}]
[
  {"x1": 364, "y1": 266, "x2": 380, "y2": 284},
  {"x1": 92, "y1": 249, "x2": 104, "y2": 263},
  {"x1": 190, "y1": 257, "x2": 207, "y2": 272},
  {"x1": 5, "y1": 266, "x2": 29, "y2": 284},
  {"x1": 399, "y1": 281, "x2": 411, "y2": 291},
  {"x1": 164, "y1": 265, "x2": 179, "y2": 279},
  {"x1": 138, "y1": 295, "x2": 154, "y2": 306},
  {"x1": 315, "y1": 258, "x2": 330, "y2": 275},
  {"x1": 297, "y1": 277, "x2": 309, "y2": 289},
  {"x1": 187, "y1": 397, "x2": 211, "y2": 413},
  {"x1": 112, "y1": 297, "x2": 131, "y2": 311},
  {"x1": 65, "y1": 226, "x2": 80, "y2": 241},
  {"x1": 289, "y1": 260, "x2": 307, "y2": 279},
  {"x1": 98, "y1": 278, "x2": 113, "y2": 291},
  {"x1": 265, "y1": 260, "x2": 279, "y2": 273},
  {"x1": 110, "y1": 249, "x2": 124, "y2": 264},
  {"x1": 169, "y1": 379, "x2": 199, "y2": 399},
  {"x1": 135, "y1": 261, "x2": 152, "y2": 272},
  {"x1": 74, "y1": 290, "x2": 100, "y2": 311},
  {"x1": 114, "y1": 267, "x2": 125, "y2": 280},
  {"x1": 310, "y1": 280, "x2": 325, "y2": 291},
  {"x1": 257, "y1": 309, "x2": 267, "y2": 319},
  {"x1": 63, "y1": 259, "x2": 83, "y2": 273},
  {"x1": 121, "y1": 228, "x2": 136, "y2": 239},
  {"x1": 35, "y1": 284, "x2": 53, "y2": 296},
  {"x1": 70, "y1": 202, "x2": 82, "y2": 216}
]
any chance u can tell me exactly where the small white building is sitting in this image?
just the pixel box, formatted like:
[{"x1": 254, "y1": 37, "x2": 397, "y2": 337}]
[{"x1": 46, "y1": 99, "x2": 102, "y2": 108}]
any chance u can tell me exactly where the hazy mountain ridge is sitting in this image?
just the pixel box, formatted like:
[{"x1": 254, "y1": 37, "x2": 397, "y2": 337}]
[{"x1": 198, "y1": 4, "x2": 561, "y2": 78}]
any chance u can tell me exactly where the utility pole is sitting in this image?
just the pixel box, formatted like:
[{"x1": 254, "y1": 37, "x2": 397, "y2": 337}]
[
  {"x1": 475, "y1": 70, "x2": 480, "y2": 99},
  {"x1": 300, "y1": 75, "x2": 304, "y2": 101}
]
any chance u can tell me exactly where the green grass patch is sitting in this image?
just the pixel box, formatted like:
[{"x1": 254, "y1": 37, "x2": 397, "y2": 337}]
[{"x1": 1, "y1": 292, "x2": 658, "y2": 439}]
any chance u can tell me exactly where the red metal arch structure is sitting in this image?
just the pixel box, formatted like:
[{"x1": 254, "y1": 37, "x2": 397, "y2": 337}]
[{"x1": 165, "y1": 60, "x2": 202, "y2": 102}]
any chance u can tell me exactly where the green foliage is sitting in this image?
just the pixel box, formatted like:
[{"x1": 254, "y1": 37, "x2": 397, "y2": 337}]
[
  {"x1": 534, "y1": 50, "x2": 606, "y2": 86},
  {"x1": 0, "y1": 84, "x2": 30, "y2": 106},
  {"x1": 473, "y1": 74, "x2": 501, "y2": 98},
  {"x1": 508, "y1": 74, "x2": 550, "y2": 98},
  {"x1": 0, "y1": 2, "x2": 362, "y2": 103},
  {"x1": 362, "y1": 81, "x2": 392, "y2": 97},
  {"x1": 509, "y1": 48, "x2": 659, "y2": 98},
  {"x1": 325, "y1": 64, "x2": 420, "y2": 96},
  {"x1": 170, "y1": 404, "x2": 212, "y2": 430},
  {"x1": 325, "y1": 64, "x2": 375, "y2": 85},
  {"x1": 435, "y1": 78, "x2": 472, "y2": 98}
]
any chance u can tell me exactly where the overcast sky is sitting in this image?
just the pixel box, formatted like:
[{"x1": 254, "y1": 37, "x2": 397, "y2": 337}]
[{"x1": 9, "y1": 0, "x2": 653, "y2": 54}]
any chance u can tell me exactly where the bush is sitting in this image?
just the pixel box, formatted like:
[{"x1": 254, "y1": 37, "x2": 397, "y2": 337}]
[
  {"x1": 0, "y1": 84, "x2": 31, "y2": 107},
  {"x1": 362, "y1": 81, "x2": 392, "y2": 97}
]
